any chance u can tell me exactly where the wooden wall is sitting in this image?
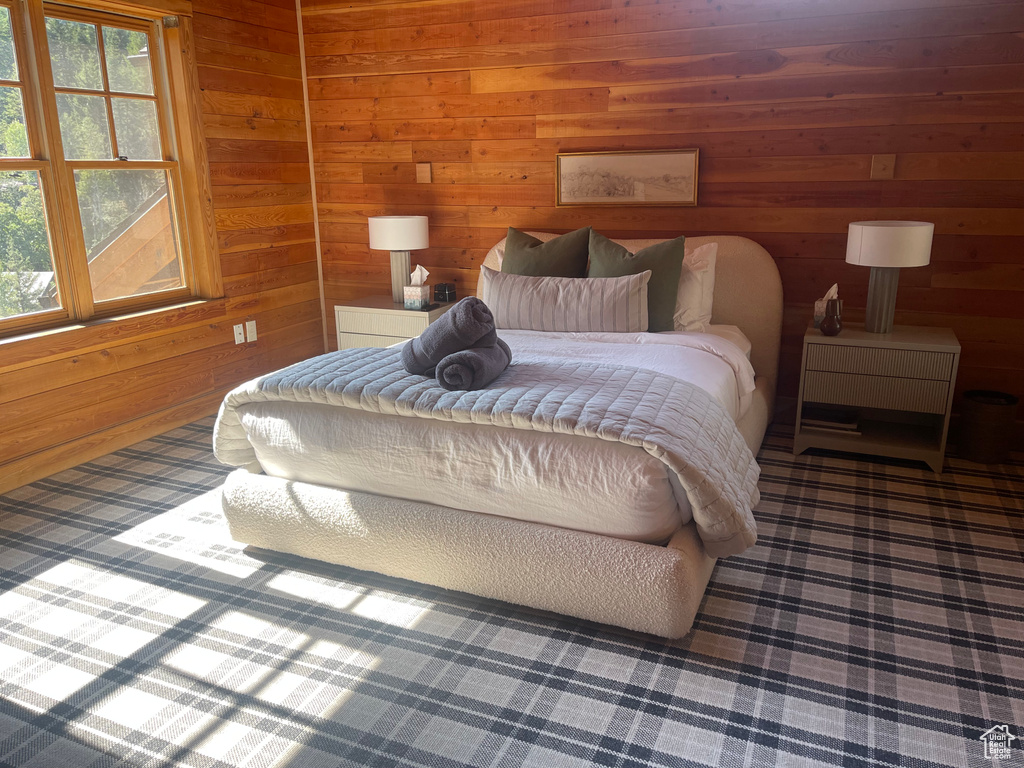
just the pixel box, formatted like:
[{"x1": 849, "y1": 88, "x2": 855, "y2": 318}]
[
  {"x1": 0, "y1": 0, "x2": 322, "y2": 493},
  {"x1": 302, "y1": 0, "x2": 1024, "y2": 437}
]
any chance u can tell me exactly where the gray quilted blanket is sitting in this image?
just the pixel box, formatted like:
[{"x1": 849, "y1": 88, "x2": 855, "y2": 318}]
[{"x1": 213, "y1": 347, "x2": 760, "y2": 557}]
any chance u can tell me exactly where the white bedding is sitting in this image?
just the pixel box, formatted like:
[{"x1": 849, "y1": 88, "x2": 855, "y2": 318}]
[
  {"x1": 235, "y1": 329, "x2": 755, "y2": 544},
  {"x1": 704, "y1": 324, "x2": 752, "y2": 361},
  {"x1": 501, "y1": 327, "x2": 755, "y2": 419}
]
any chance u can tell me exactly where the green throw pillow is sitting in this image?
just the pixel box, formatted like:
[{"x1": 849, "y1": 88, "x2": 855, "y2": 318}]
[
  {"x1": 501, "y1": 226, "x2": 591, "y2": 278},
  {"x1": 587, "y1": 230, "x2": 685, "y2": 332}
]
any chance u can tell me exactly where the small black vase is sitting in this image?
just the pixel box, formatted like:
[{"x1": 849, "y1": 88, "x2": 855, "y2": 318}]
[{"x1": 820, "y1": 298, "x2": 842, "y2": 336}]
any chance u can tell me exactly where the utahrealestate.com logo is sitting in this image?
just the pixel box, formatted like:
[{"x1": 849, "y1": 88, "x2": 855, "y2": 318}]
[{"x1": 979, "y1": 725, "x2": 1018, "y2": 760}]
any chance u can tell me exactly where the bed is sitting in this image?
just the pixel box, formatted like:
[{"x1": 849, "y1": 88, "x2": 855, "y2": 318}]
[{"x1": 214, "y1": 234, "x2": 783, "y2": 638}]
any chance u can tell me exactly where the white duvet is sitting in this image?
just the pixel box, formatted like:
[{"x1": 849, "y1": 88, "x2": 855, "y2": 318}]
[
  {"x1": 501, "y1": 327, "x2": 755, "y2": 419},
  {"x1": 235, "y1": 328, "x2": 755, "y2": 543}
]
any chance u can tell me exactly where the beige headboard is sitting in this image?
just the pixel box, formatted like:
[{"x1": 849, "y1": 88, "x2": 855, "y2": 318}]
[{"x1": 481, "y1": 233, "x2": 783, "y2": 407}]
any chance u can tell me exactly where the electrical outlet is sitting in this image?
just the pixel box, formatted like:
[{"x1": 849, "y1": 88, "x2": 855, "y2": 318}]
[
  {"x1": 246, "y1": 320, "x2": 257, "y2": 342},
  {"x1": 233, "y1": 324, "x2": 245, "y2": 344}
]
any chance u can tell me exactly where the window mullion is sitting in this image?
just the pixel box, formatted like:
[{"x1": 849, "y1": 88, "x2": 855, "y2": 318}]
[
  {"x1": 68, "y1": 158, "x2": 173, "y2": 170},
  {"x1": 24, "y1": 0, "x2": 94, "y2": 320},
  {"x1": 7, "y1": 0, "x2": 74, "y2": 328},
  {"x1": 5, "y1": 2, "x2": 44, "y2": 158},
  {"x1": 147, "y1": 23, "x2": 171, "y2": 161},
  {"x1": 104, "y1": 95, "x2": 119, "y2": 157},
  {"x1": 0, "y1": 159, "x2": 49, "y2": 171},
  {"x1": 54, "y1": 83, "x2": 152, "y2": 99},
  {"x1": 93, "y1": 20, "x2": 119, "y2": 158},
  {"x1": 163, "y1": 163, "x2": 191, "y2": 286}
]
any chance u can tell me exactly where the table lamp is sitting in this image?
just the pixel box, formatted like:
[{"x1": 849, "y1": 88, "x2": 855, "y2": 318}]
[
  {"x1": 845, "y1": 220, "x2": 933, "y2": 334},
  {"x1": 368, "y1": 215, "x2": 429, "y2": 303}
]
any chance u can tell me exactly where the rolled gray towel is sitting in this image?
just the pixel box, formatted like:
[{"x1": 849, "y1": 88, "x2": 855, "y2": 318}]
[
  {"x1": 436, "y1": 338, "x2": 512, "y2": 391},
  {"x1": 402, "y1": 297, "x2": 497, "y2": 375}
]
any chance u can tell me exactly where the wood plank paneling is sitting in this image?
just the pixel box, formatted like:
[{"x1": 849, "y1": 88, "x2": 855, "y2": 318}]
[
  {"x1": 0, "y1": 0, "x2": 322, "y2": 493},
  {"x1": 304, "y1": 0, "x2": 1024, "y2": 447},
  {"x1": 303, "y1": 4, "x2": 1024, "y2": 77},
  {"x1": 470, "y1": 35, "x2": 1024, "y2": 93}
]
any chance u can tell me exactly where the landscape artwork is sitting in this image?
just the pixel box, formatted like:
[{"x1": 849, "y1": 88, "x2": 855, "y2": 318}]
[{"x1": 557, "y1": 149, "x2": 698, "y2": 206}]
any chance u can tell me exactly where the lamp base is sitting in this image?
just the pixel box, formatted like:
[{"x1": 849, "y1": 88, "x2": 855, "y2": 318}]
[
  {"x1": 390, "y1": 250, "x2": 411, "y2": 303},
  {"x1": 864, "y1": 266, "x2": 900, "y2": 334}
]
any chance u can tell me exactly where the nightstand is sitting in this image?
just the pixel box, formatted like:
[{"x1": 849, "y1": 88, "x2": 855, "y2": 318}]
[
  {"x1": 335, "y1": 296, "x2": 453, "y2": 349},
  {"x1": 794, "y1": 324, "x2": 960, "y2": 473}
]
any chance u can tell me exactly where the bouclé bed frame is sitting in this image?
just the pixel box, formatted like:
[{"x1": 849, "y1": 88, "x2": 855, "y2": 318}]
[{"x1": 219, "y1": 235, "x2": 783, "y2": 638}]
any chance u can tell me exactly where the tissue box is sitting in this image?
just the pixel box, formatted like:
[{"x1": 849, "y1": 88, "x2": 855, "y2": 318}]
[
  {"x1": 404, "y1": 284, "x2": 430, "y2": 310},
  {"x1": 813, "y1": 299, "x2": 841, "y2": 328},
  {"x1": 813, "y1": 299, "x2": 827, "y2": 328}
]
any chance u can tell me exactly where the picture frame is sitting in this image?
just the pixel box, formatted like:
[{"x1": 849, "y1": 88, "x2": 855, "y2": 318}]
[{"x1": 556, "y1": 149, "x2": 699, "y2": 207}]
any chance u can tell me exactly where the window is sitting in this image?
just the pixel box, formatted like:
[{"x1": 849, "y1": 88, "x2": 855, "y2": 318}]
[{"x1": 0, "y1": 0, "x2": 218, "y2": 337}]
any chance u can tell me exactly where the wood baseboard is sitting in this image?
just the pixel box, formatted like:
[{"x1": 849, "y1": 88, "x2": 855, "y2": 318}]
[{"x1": 0, "y1": 389, "x2": 229, "y2": 495}]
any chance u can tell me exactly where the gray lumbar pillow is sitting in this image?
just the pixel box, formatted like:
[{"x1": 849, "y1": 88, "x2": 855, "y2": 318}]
[
  {"x1": 587, "y1": 230, "x2": 685, "y2": 333},
  {"x1": 501, "y1": 226, "x2": 591, "y2": 277}
]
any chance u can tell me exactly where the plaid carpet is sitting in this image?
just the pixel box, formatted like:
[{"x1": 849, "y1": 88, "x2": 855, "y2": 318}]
[{"x1": 1, "y1": 418, "x2": 1021, "y2": 768}]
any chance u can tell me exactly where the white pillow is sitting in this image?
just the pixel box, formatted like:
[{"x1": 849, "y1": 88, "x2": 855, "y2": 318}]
[
  {"x1": 673, "y1": 242, "x2": 717, "y2": 332},
  {"x1": 479, "y1": 265, "x2": 650, "y2": 333}
]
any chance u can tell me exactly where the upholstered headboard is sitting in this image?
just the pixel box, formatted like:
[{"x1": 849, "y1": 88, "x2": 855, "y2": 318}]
[{"x1": 481, "y1": 233, "x2": 783, "y2": 409}]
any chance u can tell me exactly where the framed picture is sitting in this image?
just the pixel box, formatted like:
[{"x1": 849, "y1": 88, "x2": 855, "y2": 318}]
[{"x1": 556, "y1": 149, "x2": 699, "y2": 207}]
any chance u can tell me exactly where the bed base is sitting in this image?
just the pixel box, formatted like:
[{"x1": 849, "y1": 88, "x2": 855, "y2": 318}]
[{"x1": 221, "y1": 468, "x2": 716, "y2": 638}]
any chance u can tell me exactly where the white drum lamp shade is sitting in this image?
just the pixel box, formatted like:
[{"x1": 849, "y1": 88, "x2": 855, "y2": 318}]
[
  {"x1": 846, "y1": 221, "x2": 933, "y2": 333},
  {"x1": 368, "y1": 216, "x2": 429, "y2": 302}
]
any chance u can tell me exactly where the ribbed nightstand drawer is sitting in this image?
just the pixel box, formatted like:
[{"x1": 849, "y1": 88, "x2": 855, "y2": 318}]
[
  {"x1": 803, "y1": 371, "x2": 949, "y2": 414},
  {"x1": 336, "y1": 311, "x2": 431, "y2": 337},
  {"x1": 806, "y1": 344, "x2": 954, "y2": 381},
  {"x1": 337, "y1": 332, "x2": 407, "y2": 350}
]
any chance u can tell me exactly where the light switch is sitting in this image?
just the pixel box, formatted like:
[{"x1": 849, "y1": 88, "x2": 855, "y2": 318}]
[
  {"x1": 233, "y1": 324, "x2": 245, "y2": 344},
  {"x1": 245, "y1": 320, "x2": 257, "y2": 342}
]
